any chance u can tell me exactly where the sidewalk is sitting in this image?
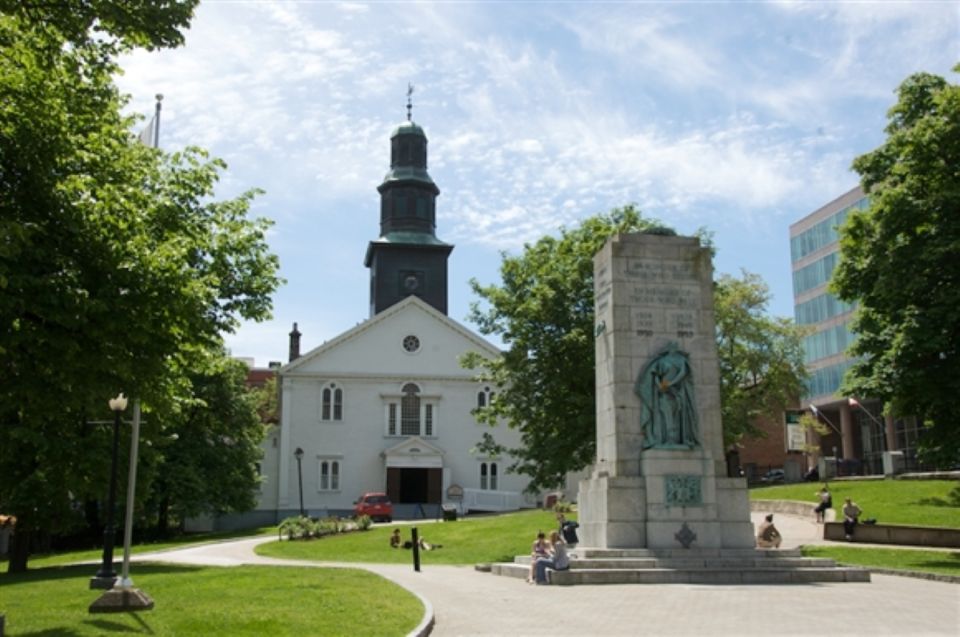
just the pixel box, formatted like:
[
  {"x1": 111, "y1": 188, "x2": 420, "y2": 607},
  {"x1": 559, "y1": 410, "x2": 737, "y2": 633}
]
[{"x1": 135, "y1": 513, "x2": 960, "y2": 637}]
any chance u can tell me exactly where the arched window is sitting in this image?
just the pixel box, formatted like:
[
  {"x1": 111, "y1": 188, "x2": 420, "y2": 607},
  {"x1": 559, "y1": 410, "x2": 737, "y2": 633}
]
[
  {"x1": 476, "y1": 386, "x2": 495, "y2": 415},
  {"x1": 384, "y1": 382, "x2": 438, "y2": 437},
  {"x1": 321, "y1": 387, "x2": 331, "y2": 420},
  {"x1": 490, "y1": 462, "x2": 498, "y2": 491},
  {"x1": 333, "y1": 388, "x2": 343, "y2": 420},
  {"x1": 321, "y1": 383, "x2": 343, "y2": 421},
  {"x1": 480, "y1": 463, "x2": 488, "y2": 490},
  {"x1": 401, "y1": 383, "x2": 421, "y2": 436}
]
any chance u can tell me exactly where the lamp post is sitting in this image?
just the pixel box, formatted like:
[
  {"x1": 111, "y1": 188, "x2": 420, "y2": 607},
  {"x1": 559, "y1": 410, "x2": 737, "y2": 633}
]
[
  {"x1": 93, "y1": 393, "x2": 127, "y2": 588},
  {"x1": 294, "y1": 447, "x2": 305, "y2": 517}
]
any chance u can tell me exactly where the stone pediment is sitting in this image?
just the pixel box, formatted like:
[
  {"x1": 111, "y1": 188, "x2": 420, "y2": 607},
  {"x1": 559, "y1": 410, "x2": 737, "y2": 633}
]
[
  {"x1": 280, "y1": 295, "x2": 499, "y2": 378},
  {"x1": 382, "y1": 436, "x2": 445, "y2": 468}
]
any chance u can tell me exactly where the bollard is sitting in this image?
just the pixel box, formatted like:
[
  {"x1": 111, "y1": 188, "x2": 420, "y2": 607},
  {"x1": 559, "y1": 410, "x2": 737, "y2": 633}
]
[{"x1": 411, "y1": 527, "x2": 421, "y2": 572}]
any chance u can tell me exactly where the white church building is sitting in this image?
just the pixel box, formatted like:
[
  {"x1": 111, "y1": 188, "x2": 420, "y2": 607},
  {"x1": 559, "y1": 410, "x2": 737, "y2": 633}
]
[{"x1": 212, "y1": 111, "x2": 541, "y2": 528}]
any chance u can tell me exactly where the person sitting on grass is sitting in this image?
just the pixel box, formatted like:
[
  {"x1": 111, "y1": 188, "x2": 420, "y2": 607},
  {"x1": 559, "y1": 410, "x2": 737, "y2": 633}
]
[
  {"x1": 390, "y1": 528, "x2": 401, "y2": 548},
  {"x1": 756, "y1": 514, "x2": 782, "y2": 549}
]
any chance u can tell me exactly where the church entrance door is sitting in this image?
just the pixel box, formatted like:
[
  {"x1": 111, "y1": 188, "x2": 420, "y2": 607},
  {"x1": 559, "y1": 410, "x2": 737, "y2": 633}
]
[{"x1": 387, "y1": 467, "x2": 442, "y2": 504}]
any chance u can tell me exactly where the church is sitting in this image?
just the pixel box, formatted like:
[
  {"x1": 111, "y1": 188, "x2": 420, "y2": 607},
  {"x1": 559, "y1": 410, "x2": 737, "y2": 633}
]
[{"x1": 248, "y1": 110, "x2": 538, "y2": 524}]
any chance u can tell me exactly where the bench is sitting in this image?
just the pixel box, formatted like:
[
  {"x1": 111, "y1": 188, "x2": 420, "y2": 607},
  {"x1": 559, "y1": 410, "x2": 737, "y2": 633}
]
[{"x1": 824, "y1": 522, "x2": 960, "y2": 548}]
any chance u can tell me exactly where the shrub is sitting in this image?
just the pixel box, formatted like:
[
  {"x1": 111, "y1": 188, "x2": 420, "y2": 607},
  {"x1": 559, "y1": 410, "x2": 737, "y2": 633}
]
[
  {"x1": 553, "y1": 500, "x2": 574, "y2": 513},
  {"x1": 355, "y1": 514, "x2": 372, "y2": 530},
  {"x1": 279, "y1": 516, "x2": 314, "y2": 540}
]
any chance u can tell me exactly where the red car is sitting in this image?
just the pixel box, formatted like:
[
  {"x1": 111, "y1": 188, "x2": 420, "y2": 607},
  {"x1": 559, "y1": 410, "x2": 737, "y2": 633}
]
[{"x1": 353, "y1": 492, "x2": 393, "y2": 522}]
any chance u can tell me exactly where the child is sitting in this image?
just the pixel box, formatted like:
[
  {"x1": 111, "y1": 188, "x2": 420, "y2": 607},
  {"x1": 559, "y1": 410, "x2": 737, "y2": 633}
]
[{"x1": 390, "y1": 528, "x2": 401, "y2": 548}]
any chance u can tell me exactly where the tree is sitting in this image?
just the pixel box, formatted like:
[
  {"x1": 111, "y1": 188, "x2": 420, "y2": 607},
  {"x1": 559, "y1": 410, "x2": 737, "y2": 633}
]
[
  {"x1": 145, "y1": 351, "x2": 266, "y2": 535},
  {"x1": 464, "y1": 207, "x2": 665, "y2": 490},
  {"x1": 0, "y1": 5, "x2": 280, "y2": 572},
  {"x1": 466, "y1": 208, "x2": 807, "y2": 491},
  {"x1": 715, "y1": 271, "x2": 809, "y2": 446},
  {"x1": 831, "y1": 66, "x2": 960, "y2": 466}
]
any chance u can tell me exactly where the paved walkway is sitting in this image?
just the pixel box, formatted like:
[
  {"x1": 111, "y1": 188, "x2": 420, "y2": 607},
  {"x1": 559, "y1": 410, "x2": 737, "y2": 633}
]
[{"x1": 134, "y1": 513, "x2": 960, "y2": 637}]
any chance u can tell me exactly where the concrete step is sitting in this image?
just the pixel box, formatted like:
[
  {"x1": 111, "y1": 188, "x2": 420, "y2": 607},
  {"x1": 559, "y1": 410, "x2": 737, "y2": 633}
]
[
  {"x1": 492, "y1": 561, "x2": 870, "y2": 585},
  {"x1": 493, "y1": 547, "x2": 871, "y2": 585}
]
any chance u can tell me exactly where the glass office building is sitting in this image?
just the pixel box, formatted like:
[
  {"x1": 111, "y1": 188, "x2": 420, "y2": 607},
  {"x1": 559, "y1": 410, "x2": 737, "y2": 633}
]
[{"x1": 789, "y1": 186, "x2": 922, "y2": 474}]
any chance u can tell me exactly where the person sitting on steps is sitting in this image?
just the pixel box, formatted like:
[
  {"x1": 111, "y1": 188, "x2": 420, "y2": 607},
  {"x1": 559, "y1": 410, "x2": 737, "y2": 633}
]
[{"x1": 756, "y1": 514, "x2": 782, "y2": 549}]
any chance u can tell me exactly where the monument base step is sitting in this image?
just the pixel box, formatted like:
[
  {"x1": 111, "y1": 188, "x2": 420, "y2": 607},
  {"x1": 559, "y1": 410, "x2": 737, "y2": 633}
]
[{"x1": 492, "y1": 548, "x2": 870, "y2": 585}]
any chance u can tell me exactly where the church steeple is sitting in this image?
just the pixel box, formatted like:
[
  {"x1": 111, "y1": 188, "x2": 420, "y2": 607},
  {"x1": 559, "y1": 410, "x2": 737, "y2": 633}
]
[{"x1": 364, "y1": 91, "x2": 453, "y2": 317}]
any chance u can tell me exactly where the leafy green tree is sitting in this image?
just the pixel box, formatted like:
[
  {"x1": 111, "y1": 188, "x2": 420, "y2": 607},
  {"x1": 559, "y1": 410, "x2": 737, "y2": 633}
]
[
  {"x1": 466, "y1": 209, "x2": 807, "y2": 491},
  {"x1": 463, "y1": 207, "x2": 664, "y2": 490},
  {"x1": 146, "y1": 351, "x2": 266, "y2": 536},
  {"x1": 715, "y1": 271, "x2": 809, "y2": 446},
  {"x1": 832, "y1": 66, "x2": 960, "y2": 466},
  {"x1": 0, "y1": 4, "x2": 279, "y2": 572}
]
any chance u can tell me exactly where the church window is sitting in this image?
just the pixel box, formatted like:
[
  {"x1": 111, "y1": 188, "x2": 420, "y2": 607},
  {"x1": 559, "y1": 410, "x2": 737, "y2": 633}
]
[
  {"x1": 476, "y1": 386, "x2": 495, "y2": 414},
  {"x1": 416, "y1": 196, "x2": 427, "y2": 218},
  {"x1": 480, "y1": 462, "x2": 498, "y2": 491},
  {"x1": 402, "y1": 335, "x2": 421, "y2": 353},
  {"x1": 385, "y1": 382, "x2": 437, "y2": 437},
  {"x1": 401, "y1": 383, "x2": 420, "y2": 436},
  {"x1": 319, "y1": 459, "x2": 340, "y2": 492},
  {"x1": 321, "y1": 383, "x2": 343, "y2": 421}
]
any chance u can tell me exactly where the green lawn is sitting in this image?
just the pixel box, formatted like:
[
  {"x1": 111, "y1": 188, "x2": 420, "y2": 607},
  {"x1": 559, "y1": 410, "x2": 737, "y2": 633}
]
[
  {"x1": 802, "y1": 545, "x2": 960, "y2": 578},
  {"x1": 750, "y1": 479, "x2": 959, "y2": 528},
  {"x1": 4, "y1": 526, "x2": 278, "y2": 570},
  {"x1": 0, "y1": 563, "x2": 422, "y2": 636},
  {"x1": 257, "y1": 509, "x2": 565, "y2": 565}
]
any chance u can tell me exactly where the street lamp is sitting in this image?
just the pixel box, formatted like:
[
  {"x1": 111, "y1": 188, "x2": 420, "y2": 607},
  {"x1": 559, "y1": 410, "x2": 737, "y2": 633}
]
[
  {"x1": 294, "y1": 447, "x2": 305, "y2": 517},
  {"x1": 93, "y1": 393, "x2": 127, "y2": 588}
]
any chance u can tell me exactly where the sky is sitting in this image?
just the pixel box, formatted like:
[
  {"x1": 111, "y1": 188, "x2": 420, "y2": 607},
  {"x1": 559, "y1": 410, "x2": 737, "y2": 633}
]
[{"x1": 115, "y1": 0, "x2": 959, "y2": 366}]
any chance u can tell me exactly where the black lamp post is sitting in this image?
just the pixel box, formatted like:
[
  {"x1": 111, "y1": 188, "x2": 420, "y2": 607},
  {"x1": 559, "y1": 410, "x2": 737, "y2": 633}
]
[
  {"x1": 94, "y1": 393, "x2": 127, "y2": 587},
  {"x1": 294, "y1": 447, "x2": 305, "y2": 517}
]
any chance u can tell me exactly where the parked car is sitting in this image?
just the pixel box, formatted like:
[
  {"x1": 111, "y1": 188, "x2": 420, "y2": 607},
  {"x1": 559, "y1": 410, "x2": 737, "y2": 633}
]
[
  {"x1": 353, "y1": 492, "x2": 393, "y2": 522},
  {"x1": 759, "y1": 469, "x2": 785, "y2": 483}
]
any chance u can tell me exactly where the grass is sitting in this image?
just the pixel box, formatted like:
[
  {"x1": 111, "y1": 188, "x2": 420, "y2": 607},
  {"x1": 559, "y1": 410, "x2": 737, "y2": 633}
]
[
  {"x1": 0, "y1": 563, "x2": 422, "y2": 636},
  {"x1": 750, "y1": 479, "x2": 960, "y2": 528},
  {"x1": 257, "y1": 509, "x2": 566, "y2": 565},
  {"x1": 4, "y1": 526, "x2": 278, "y2": 570},
  {"x1": 802, "y1": 545, "x2": 960, "y2": 578}
]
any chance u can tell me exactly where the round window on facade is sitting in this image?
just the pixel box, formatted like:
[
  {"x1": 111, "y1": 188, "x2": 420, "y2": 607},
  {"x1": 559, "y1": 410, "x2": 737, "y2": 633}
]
[{"x1": 402, "y1": 335, "x2": 421, "y2": 353}]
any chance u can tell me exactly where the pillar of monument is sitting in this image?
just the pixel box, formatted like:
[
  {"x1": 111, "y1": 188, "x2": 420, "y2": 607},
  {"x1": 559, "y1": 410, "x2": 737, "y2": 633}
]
[{"x1": 578, "y1": 232, "x2": 755, "y2": 550}]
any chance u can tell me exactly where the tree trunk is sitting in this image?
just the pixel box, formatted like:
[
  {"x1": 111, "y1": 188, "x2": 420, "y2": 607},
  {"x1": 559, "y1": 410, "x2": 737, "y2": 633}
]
[
  {"x1": 157, "y1": 496, "x2": 169, "y2": 537},
  {"x1": 7, "y1": 527, "x2": 32, "y2": 573}
]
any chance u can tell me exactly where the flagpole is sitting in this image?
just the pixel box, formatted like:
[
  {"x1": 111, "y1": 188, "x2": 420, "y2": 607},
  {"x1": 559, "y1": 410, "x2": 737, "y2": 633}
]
[
  {"x1": 849, "y1": 398, "x2": 885, "y2": 429},
  {"x1": 153, "y1": 94, "x2": 163, "y2": 148},
  {"x1": 809, "y1": 405, "x2": 841, "y2": 435}
]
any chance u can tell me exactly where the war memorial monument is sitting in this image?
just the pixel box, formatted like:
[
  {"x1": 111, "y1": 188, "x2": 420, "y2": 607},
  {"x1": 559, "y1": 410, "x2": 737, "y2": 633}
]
[
  {"x1": 577, "y1": 231, "x2": 755, "y2": 550},
  {"x1": 493, "y1": 231, "x2": 869, "y2": 584}
]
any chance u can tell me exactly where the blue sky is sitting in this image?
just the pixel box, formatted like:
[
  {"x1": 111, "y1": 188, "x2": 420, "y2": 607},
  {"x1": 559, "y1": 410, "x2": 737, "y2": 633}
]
[{"x1": 116, "y1": 1, "x2": 959, "y2": 366}]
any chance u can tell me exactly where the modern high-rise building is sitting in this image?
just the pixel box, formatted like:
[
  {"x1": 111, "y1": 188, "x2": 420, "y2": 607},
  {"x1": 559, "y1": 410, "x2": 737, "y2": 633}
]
[{"x1": 790, "y1": 186, "x2": 923, "y2": 475}]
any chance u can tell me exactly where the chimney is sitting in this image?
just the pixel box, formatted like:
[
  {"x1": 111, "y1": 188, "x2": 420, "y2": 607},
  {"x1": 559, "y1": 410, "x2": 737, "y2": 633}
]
[{"x1": 289, "y1": 322, "x2": 301, "y2": 362}]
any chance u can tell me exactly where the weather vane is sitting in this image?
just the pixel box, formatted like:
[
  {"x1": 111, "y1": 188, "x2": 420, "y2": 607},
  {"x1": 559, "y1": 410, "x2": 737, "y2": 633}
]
[{"x1": 406, "y1": 83, "x2": 414, "y2": 121}]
